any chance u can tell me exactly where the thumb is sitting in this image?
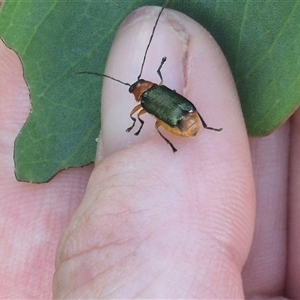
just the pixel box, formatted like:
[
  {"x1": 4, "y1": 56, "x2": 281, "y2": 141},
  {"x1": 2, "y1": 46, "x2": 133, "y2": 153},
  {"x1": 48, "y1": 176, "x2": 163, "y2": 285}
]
[{"x1": 54, "y1": 5, "x2": 255, "y2": 299}]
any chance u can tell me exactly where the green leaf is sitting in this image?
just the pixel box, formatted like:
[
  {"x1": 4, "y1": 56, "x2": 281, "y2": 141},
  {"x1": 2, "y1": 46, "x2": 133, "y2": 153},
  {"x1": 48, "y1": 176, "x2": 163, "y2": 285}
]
[{"x1": 0, "y1": 0, "x2": 299, "y2": 182}]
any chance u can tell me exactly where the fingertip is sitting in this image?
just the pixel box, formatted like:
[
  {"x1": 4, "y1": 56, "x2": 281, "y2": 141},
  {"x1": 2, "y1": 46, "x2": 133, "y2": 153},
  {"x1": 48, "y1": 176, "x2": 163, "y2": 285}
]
[
  {"x1": 99, "y1": 5, "x2": 245, "y2": 159},
  {"x1": 100, "y1": 6, "x2": 190, "y2": 156}
]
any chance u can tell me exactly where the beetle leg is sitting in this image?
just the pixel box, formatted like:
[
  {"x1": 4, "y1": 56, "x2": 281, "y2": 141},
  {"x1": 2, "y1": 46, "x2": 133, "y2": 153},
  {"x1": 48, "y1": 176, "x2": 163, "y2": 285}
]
[
  {"x1": 126, "y1": 104, "x2": 142, "y2": 132},
  {"x1": 155, "y1": 120, "x2": 177, "y2": 153},
  {"x1": 157, "y1": 57, "x2": 167, "y2": 85},
  {"x1": 198, "y1": 113, "x2": 223, "y2": 132},
  {"x1": 134, "y1": 109, "x2": 147, "y2": 136}
]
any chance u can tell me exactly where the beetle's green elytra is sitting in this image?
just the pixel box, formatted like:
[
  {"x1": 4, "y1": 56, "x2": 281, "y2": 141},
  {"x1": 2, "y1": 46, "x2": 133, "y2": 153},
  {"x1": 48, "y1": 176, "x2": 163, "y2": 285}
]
[
  {"x1": 77, "y1": 0, "x2": 222, "y2": 152},
  {"x1": 142, "y1": 84, "x2": 197, "y2": 128}
]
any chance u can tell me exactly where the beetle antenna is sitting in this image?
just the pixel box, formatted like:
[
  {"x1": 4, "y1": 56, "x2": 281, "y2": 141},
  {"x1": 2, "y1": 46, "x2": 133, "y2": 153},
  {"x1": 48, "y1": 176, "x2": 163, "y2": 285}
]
[
  {"x1": 137, "y1": 0, "x2": 169, "y2": 80},
  {"x1": 76, "y1": 71, "x2": 131, "y2": 86}
]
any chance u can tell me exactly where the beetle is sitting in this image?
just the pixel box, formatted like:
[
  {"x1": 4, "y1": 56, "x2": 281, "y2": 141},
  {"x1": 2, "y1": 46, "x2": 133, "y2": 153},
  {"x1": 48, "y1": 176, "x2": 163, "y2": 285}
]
[{"x1": 78, "y1": 1, "x2": 222, "y2": 152}]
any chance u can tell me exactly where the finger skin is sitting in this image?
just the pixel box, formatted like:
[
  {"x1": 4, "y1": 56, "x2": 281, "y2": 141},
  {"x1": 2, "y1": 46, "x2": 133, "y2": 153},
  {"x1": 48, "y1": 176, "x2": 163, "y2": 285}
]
[
  {"x1": 286, "y1": 107, "x2": 300, "y2": 298},
  {"x1": 54, "y1": 6, "x2": 255, "y2": 299},
  {"x1": 242, "y1": 124, "x2": 289, "y2": 297},
  {"x1": 0, "y1": 41, "x2": 92, "y2": 298}
]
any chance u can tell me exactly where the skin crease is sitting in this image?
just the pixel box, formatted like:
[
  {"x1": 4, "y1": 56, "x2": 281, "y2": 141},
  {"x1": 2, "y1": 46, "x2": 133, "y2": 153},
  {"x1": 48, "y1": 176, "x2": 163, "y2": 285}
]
[{"x1": 0, "y1": 5, "x2": 299, "y2": 299}]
